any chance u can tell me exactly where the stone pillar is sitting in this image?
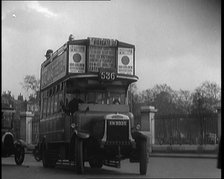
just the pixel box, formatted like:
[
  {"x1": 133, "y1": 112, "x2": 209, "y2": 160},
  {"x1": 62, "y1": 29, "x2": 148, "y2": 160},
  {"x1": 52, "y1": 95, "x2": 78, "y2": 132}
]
[
  {"x1": 20, "y1": 112, "x2": 34, "y2": 144},
  {"x1": 140, "y1": 106, "x2": 157, "y2": 145}
]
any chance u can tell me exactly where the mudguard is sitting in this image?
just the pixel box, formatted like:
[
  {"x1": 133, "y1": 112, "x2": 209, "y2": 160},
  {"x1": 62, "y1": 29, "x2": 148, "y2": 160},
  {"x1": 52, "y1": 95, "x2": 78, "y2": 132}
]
[
  {"x1": 2, "y1": 132, "x2": 14, "y2": 144},
  {"x1": 74, "y1": 130, "x2": 90, "y2": 139},
  {"x1": 130, "y1": 131, "x2": 151, "y2": 163},
  {"x1": 132, "y1": 131, "x2": 150, "y2": 141},
  {"x1": 14, "y1": 139, "x2": 27, "y2": 148}
]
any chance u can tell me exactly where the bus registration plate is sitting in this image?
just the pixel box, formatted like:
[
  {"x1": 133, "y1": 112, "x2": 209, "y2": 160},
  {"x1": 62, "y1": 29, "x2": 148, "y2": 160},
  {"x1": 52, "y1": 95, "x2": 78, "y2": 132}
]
[{"x1": 108, "y1": 120, "x2": 127, "y2": 126}]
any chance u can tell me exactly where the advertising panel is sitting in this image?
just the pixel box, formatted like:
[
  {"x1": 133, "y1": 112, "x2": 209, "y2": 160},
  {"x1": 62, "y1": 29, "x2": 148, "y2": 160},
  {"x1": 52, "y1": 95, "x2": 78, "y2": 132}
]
[
  {"x1": 69, "y1": 45, "x2": 86, "y2": 73},
  {"x1": 117, "y1": 48, "x2": 134, "y2": 75},
  {"x1": 88, "y1": 46, "x2": 116, "y2": 72},
  {"x1": 41, "y1": 52, "x2": 67, "y2": 89}
]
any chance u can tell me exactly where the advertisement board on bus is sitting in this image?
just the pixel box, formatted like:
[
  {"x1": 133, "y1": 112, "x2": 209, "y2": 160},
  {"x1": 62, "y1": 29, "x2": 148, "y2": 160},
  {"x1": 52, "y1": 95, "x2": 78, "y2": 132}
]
[
  {"x1": 41, "y1": 52, "x2": 67, "y2": 89},
  {"x1": 117, "y1": 47, "x2": 134, "y2": 75},
  {"x1": 69, "y1": 45, "x2": 86, "y2": 73}
]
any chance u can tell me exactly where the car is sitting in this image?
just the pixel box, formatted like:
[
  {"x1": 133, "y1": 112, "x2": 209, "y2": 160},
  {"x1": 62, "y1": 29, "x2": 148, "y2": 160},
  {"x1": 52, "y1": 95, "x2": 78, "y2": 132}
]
[{"x1": 2, "y1": 106, "x2": 25, "y2": 165}]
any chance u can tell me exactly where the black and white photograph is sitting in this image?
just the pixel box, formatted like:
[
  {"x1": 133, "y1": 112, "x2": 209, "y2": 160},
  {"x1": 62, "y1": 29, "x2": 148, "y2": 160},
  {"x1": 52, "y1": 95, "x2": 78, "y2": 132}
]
[{"x1": 2, "y1": 0, "x2": 221, "y2": 178}]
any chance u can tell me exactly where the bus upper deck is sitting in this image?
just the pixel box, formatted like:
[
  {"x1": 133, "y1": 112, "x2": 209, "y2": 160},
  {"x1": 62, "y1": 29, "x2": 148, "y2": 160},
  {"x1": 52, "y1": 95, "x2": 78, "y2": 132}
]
[{"x1": 40, "y1": 37, "x2": 138, "y2": 91}]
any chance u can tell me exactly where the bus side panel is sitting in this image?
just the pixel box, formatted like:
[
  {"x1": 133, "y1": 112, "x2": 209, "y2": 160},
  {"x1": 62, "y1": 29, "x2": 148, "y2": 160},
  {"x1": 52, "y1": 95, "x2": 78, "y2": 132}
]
[
  {"x1": 64, "y1": 115, "x2": 72, "y2": 142},
  {"x1": 39, "y1": 114, "x2": 66, "y2": 142}
]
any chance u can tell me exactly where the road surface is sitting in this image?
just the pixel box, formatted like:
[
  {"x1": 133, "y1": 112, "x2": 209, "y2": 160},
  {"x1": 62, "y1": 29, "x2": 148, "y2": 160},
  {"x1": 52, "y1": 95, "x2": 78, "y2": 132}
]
[{"x1": 2, "y1": 154, "x2": 221, "y2": 179}]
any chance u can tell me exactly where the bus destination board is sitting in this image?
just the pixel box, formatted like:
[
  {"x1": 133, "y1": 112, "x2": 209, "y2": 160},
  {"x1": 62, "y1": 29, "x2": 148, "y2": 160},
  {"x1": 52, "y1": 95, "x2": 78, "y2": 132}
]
[{"x1": 88, "y1": 46, "x2": 116, "y2": 72}]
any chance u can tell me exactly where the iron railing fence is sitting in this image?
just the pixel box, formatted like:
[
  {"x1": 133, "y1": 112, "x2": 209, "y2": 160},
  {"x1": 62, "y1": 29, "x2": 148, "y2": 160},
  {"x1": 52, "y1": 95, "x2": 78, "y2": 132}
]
[{"x1": 154, "y1": 113, "x2": 218, "y2": 145}]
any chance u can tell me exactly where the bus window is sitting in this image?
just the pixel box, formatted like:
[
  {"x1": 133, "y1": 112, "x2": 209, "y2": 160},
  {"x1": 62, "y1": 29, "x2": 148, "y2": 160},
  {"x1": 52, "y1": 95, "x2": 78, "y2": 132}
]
[
  {"x1": 79, "y1": 93, "x2": 85, "y2": 103},
  {"x1": 47, "y1": 96, "x2": 51, "y2": 116},
  {"x1": 61, "y1": 82, "x2": 64, "y2": 91},
  {"x1": 85, "y1": 91, "x2": 106, "y2": 104},
  {"x1": 66, "y1": 93, "x2": 74, "y2": 104},
  {"x1": 54, "y1": 93, "x2": 58, "y2": 113},
  {"x1": 108, "y1": 92, "x2": 126, "y2": 105},
  {"x1": 43, "y1": 98, "x2": 47, "y2": 118},
  {"x1": 87, "y1": 92, "x2": 96, "y2": 103},
  {"x1": 40, "y1": 94, "x2": 44, "y2": 118},
  {"x1": 58, "y1": 92, "x2": 63, "y2": 111},
  {"x1": 96, "y1": 92, "x2": 107, "y2": 104},
  {"x1": 56, "y1": 84, "x2": 60, "y2": 93},
  {"x1": 51, "y1": 95, "x2": 54, "y2": 114},
  {"x1": 96, "y1": 93, "x2": 103, "y2": 104}
]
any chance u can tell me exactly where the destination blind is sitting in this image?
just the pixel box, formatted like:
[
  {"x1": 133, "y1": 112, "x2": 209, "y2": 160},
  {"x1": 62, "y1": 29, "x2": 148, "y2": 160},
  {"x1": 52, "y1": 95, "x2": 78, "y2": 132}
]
[{"x1": 88, "y1": 46, "x2": 116, "y2": 72}]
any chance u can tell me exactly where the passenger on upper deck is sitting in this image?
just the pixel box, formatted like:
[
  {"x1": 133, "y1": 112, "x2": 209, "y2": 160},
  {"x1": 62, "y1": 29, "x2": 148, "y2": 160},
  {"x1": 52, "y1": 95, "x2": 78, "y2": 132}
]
[{"x1": 45, "y1": 49, "x2": 53, "y2": 60}]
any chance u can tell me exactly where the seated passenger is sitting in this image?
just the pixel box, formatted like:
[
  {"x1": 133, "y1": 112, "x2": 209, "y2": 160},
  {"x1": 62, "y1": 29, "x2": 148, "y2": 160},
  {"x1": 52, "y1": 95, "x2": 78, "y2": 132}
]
[
  {"x1": 68, "y1": 98, "x2": 84, "y2": 115},
  {"x1": 113, "y1": 98, "x2": 120, "y2": 105}
]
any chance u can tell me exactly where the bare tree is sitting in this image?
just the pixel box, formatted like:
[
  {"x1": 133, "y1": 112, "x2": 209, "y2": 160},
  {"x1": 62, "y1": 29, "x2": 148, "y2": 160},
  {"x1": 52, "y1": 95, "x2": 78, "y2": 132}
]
[
  {"x1": 174, "y1": 90, "x2": 192, "y2": 114},
  {"x1": 192, "y1": 81, "x2": 221, "y2": 113},
  {"x1": 20, "y1": 75, "x2": 40, "y2": 98},
  {"x1": 128, "y1": 83, "x2": 139, "y2": 112}
]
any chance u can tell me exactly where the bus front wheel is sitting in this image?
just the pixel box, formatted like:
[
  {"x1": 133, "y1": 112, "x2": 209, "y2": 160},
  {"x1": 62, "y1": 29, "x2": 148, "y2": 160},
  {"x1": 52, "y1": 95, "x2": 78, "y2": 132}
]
[{"x1": 139, "y1": 140, "x2": 148, "y2": 175}]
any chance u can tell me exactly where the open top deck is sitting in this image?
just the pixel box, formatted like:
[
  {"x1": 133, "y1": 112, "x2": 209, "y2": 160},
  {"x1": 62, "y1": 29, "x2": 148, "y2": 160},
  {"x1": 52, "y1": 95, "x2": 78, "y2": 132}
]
[{"x1": 40, "y1": 37, "x2": 138, "y2": 91}]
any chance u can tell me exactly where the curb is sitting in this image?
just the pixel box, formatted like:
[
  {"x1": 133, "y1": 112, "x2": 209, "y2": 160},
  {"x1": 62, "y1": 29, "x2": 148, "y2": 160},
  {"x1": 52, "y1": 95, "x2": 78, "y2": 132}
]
[
  {"x1": 151, "y1": 144, "x2": 218, "y2": 154},
  {"x1": 150, "y1": 153, "x2": 218, "y2": 159}
]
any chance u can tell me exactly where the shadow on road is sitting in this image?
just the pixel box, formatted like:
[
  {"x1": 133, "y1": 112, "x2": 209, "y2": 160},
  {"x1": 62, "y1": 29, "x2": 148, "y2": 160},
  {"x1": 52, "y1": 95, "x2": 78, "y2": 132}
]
[
  {"x1": 2, "y1": 163, "x2": 30, "y2": 168},
  {"x1": 52, "y1": 164, "x2": 139, "y2": 176}
]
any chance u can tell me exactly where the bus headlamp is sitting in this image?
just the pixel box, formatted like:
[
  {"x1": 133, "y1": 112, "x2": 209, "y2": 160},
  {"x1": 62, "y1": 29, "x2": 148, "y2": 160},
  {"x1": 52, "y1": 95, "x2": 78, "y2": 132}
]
[
  {"x1": 136, "y1": 124, "x2": 141, "y2": 130},
  {"x1": 71, "y1": 123, "x2": 76, "y2": 128}
]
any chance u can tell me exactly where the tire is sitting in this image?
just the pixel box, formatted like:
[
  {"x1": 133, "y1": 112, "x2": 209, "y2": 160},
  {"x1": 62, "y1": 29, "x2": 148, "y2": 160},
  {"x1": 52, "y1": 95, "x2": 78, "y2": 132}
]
[
  {"x1": 42, "y1": 148, "x2": 57, "y2": 168},
  {"x1": 33, "y1": 148, "x2": 41, "y2": 162},
  {"x1": 139, "y1": 140, "x2": 148, "y2": 175},
  {"x1": 89, "y1": 159, "x2": 103, "y2": 168},
  {"x1": 42, "y1": 149, "x2": 50, "y2": 168},
  {"x1": 75, "y1": 138, "x2": 84, "y2": 174},
  {"x1": 14, "y1": 145, "x2": 25, "y2": 165}
]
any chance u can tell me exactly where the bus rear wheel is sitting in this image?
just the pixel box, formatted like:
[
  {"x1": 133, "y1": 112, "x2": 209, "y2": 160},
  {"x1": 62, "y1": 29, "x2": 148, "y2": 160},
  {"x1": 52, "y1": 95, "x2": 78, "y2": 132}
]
[
  {"x1": 33, "y1": 148, "x2": 41, "y2": 161},
  {"x1": 42, "y1": 148, "x2": 58, "y2": 168}
]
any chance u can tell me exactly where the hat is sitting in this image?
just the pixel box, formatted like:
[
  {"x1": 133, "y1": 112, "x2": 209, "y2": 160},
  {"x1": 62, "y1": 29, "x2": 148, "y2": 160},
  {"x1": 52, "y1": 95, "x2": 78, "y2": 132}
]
[
  {"x1": 69, "y1": 34, "x2": 75, "y2": 41},
  {"x1": 45, "y1": 49, "x2": 53, "y2": 57}
]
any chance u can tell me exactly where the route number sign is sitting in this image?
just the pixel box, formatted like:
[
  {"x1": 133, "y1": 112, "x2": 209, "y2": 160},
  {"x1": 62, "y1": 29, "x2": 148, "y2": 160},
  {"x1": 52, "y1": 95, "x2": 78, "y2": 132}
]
[{"x1": 99, "y1": 68, "x2": 116, "y2": 81}]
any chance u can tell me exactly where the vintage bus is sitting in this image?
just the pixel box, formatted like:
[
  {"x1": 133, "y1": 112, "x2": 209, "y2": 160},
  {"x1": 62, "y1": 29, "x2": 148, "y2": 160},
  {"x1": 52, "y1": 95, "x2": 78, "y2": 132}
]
[
  {"x1": 38, "y1": 36, "x2": 149, "y2": 175},
  {"x1": 1, "y1": 106, "x2": 25, "y2": 165}
]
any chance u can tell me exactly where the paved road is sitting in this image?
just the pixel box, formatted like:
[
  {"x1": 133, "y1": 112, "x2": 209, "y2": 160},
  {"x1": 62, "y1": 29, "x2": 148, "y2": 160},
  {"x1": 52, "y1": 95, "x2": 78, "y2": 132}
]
[{"x1": 2, "y1": 154, "x2": 221, "y2": 179}]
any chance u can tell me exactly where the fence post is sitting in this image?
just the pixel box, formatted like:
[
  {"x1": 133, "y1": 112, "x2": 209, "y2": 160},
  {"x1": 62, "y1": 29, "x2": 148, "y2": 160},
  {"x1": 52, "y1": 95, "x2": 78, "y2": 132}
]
[
  {"x1": 217, "y1": 104, "x2": 221, "y2": 141},
  {"x1": 140, "y1": 106, "x2": 158, "y2": 145}
]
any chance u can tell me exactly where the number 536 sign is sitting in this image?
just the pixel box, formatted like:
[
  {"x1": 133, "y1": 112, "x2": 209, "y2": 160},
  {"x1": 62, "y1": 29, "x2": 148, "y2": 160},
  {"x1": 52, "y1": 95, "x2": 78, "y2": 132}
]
[{"x1": 99, "y1": 68, "x2": 117, "y2": 81}]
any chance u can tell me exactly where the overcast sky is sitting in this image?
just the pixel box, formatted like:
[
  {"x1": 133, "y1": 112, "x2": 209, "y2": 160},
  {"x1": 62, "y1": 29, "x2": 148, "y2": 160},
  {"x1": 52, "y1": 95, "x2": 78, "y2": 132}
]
[{"x1": 2, "y1": 0, "x2": 221, "y2": 99}]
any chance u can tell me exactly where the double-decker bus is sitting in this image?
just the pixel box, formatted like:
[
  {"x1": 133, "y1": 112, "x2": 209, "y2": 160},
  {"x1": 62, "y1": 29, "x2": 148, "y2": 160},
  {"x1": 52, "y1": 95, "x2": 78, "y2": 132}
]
[{"x1": 38, "y1": 36, "x2": 149, "y2": 175}]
